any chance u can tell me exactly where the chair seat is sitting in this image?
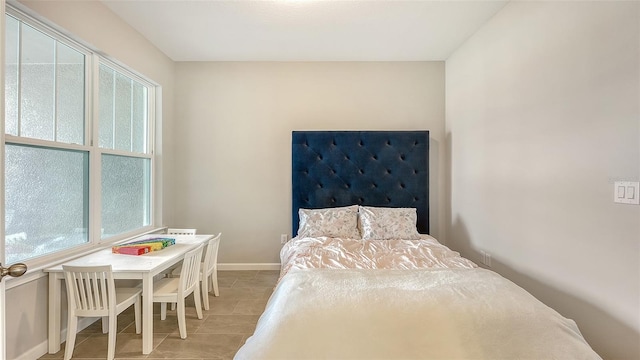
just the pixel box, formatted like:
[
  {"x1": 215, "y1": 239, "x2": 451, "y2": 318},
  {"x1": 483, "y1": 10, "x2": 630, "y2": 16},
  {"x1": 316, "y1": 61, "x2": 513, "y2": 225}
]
[
  {"x1": 116, "y1": 287, "x2": 143, "y2": 300},
  {"x1": 115, "y1": 288, "x2": 144, "y2": 310},
  {"x1": 153, "y1": 278, "x2": 180, "y2": 301}
]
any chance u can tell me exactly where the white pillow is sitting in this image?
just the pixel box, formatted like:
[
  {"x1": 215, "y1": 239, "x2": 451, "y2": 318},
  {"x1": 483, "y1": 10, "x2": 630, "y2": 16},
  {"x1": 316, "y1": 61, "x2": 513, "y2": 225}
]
[
  {"x1": 358, "y1": 206, "x2": 421, "y2": 240},
  {"x1": 297, "y1": 205, "x2": 361, "y2": 239}
]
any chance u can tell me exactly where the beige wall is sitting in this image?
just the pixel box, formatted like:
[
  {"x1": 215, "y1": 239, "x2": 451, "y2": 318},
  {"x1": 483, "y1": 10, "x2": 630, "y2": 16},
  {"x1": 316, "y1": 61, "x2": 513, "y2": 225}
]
[
  {"x1": 6, "y1": 2, "x2": 174, "y2": 359},
  {"x1": 171, "y1": 62, "x2": 445, "y2": 263},
  {"x1": 446, "y1": 1, "x2": 639, "y2": 359}
]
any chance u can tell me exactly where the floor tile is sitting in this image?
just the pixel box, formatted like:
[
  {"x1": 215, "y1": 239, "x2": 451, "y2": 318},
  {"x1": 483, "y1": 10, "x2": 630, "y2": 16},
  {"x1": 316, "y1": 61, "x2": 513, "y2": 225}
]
[
  {"x1": 217, "y1": 286, "x2": 270, "y2": 300},
  {"x1": 147, "y1": 333, "x2": 243, "y2": 359},
  {"x1": 218, "y1": 271, "x2": 258, "y2": 280},
  {"x1": 202, "y1": 299, "x2": 239, "y2": 315},
  {"x1": 232, "y1": 299, "x2": 269, "y2": 315},
  {"x1": 217, "y1": 277, "x2": 237, "y2": 287},
  {"x1": 122, "y1": 313, "x2": 206, "y2": 336},
  {"x1": 196, "y1": 315, "x2": 260, "y2": 334}
]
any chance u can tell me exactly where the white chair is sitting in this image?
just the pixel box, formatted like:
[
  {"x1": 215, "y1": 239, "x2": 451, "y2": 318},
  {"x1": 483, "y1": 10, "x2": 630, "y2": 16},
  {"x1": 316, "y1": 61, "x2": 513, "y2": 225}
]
[
  {"x1": 63, "y1": 265, "x2": 141, "y2": 360},
  {"x1": 164, "y1": 227, "x2": 197, "y2": 282},
  {"x1": 167, "y1": 228, "x2": 197, "y2": 235},
  {"x1": 153, "y1": 244, "x2": 204, "y2": 339},
  {"x1": 169, "y1": 233, "x2": 222, "y2": 310},
  {"x1": 200, "y1": 233, "x2": 222, "y2": 310}
]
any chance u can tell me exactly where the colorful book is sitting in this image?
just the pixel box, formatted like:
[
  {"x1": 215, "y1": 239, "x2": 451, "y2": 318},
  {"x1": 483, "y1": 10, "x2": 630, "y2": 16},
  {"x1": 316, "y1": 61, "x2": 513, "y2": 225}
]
[
  {"x1": 118, "y1": 242, "x2": 164, "y2": 251},
  {"x1": 127, "y1": 237, "x2": 176, "y2": 248},
  {"x1": 112, "y1": 245, "x2": 150, "y2": 255},
  {"x1": 112, "y1": 237, "x2": 177, "y2": 255}
]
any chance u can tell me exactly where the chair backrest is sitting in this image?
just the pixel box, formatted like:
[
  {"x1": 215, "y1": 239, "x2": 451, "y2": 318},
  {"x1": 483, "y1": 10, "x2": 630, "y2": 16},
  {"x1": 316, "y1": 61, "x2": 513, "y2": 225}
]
[
  {"x1": 203, "y1": 233, "x2": 222, "y2": 275},
  {"x1": 63, "y1": 265, "x2": 115, "y2": 317},
  {"x1": 179, "y1": 244, "x2": 204, "y2": 297},
  {"x1": 167, "y1": 228, "x2": 197, "y2": 235}
]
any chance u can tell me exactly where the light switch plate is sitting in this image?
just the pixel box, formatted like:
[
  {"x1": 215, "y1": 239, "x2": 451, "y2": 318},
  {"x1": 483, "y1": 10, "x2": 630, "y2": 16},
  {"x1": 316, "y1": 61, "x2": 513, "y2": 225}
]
[{"x1": 614, "y1": 181, "x2": 640, "y2": 205}]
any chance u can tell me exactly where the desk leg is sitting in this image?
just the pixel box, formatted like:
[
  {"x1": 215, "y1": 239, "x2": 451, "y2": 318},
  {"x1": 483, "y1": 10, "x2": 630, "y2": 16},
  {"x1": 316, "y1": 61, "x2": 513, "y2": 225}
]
[
  {"x1": 142, "y1": 273, "x2": 153, "y2": 354},
  {"x1": 48, "y1": 274, "x2": 62, "y2": 354}
]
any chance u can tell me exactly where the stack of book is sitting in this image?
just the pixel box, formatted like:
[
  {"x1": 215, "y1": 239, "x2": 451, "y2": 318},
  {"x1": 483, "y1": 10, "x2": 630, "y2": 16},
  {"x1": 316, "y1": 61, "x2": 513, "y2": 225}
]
[{"x1": 112, "y1": 237, "x2": 176, "y2": 255}]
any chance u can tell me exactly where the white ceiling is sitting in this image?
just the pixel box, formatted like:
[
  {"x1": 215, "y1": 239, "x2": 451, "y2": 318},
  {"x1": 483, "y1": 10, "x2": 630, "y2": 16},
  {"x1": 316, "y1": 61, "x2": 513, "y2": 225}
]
[{"x1": 102, "y1": 0, "x2": 508, "y2": 62}]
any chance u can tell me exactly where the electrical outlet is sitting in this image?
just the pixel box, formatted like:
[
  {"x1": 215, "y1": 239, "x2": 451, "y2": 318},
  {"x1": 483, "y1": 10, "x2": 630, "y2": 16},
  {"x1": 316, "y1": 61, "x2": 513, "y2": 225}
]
[
  {"x1": 280, "y1": 234, "x2": 289, "y2": 244},
  {"x1": 485, "y1": 253, "x2": 492, "y2": 267},
  {"x1": 480, "y1": 250, "x2": 492, "y2": 267}
]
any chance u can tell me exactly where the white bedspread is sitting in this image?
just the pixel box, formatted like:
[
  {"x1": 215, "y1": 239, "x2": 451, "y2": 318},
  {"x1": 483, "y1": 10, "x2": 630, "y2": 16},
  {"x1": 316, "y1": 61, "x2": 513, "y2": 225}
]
[
  {"x1": 280, "y1": 235, "x2": 477, "y2": 280},
  {"x1": 235, "y1": 268, "x2": 601, "y2": 360}
]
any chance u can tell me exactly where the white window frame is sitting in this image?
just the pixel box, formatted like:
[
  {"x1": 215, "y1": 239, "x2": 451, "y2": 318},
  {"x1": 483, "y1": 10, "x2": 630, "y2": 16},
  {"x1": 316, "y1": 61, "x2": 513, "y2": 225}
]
[{"x1": 2, "y1": 5, "x2": 158, "y2": 275}]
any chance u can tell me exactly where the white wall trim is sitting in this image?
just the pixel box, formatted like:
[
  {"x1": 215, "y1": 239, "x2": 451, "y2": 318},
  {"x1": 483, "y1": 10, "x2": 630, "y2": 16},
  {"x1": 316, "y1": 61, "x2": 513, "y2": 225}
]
[
  {"x1": 13, "y1": 342, "x2": 46, "y2": 360},
  {"x1": 218, "y1": 263, "x2": 280, "y2": 271}
]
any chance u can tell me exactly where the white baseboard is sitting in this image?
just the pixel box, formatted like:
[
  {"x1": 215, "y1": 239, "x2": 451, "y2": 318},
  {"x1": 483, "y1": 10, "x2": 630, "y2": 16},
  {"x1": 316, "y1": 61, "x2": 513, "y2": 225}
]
[
  {"x1": 218, "y1": 263, "x2": 280, "y2": 271},
  {"x1": 16, "y1": 317, "x2": 97, "y2": 360},
  {"x1": 13, "y1": 342, "x2": 47, "y2": 360}
]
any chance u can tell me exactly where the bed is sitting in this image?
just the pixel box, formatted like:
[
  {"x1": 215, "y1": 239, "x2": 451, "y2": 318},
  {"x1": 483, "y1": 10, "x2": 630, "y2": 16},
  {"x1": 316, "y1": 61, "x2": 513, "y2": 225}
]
[{"x1": 234, "y1": 131, "x2": 600, "y2": 359}]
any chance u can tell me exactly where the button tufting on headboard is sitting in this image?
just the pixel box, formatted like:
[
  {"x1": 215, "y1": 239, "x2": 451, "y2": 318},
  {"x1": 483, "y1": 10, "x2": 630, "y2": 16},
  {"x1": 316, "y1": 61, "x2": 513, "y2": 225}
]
[{"x1": 292, "y1": 131, "x2": 429, "y2": 236}]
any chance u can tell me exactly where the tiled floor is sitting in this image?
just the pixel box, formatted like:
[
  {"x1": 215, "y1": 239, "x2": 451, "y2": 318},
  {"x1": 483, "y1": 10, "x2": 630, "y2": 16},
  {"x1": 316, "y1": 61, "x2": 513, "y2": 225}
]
[{"x1": 39, "y1": 270, "x2": 278, "y2": 360}]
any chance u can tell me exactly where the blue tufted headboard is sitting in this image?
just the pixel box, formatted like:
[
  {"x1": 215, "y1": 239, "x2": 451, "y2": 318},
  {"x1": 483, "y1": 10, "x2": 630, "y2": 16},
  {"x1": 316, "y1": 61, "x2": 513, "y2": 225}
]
[{"x1": 292, "y1": 131, "x2": 429, "y2": 236}]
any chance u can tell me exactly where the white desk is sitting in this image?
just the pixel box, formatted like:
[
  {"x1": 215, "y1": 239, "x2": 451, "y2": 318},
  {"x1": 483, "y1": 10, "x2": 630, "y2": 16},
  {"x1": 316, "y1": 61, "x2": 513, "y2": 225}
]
[{"x1": 45, "y1": 234, "x2": 213, "y2": 355}]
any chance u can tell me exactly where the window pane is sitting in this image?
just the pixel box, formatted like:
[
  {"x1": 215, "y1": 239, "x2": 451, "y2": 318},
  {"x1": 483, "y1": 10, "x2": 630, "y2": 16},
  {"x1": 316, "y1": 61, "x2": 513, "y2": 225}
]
[
  {"x1": 21, "y1": 23, "x2": 55, "y2": 141},
  {"x1": 6, "y1": 16, "x2": 86, "y2": 144},
  {"x1": 5, "y1": 145, "x2": 89, "y2": 263},
  {"x1": 99, "y1": 64, "x2": 148, "y2": 153},
  {"x1": 114, "y1": 72, "x2": 132, "y2": 151},
  {"x1": 99, "y1": 64, "x2": 114, "y2": 148},
  {"x1": 56, "y1": 42, "x2": 85, "y2": 144},
  {"x1": 5, "y1": 15, "x2": 19, "y2": 136},
  {"x1": 101, "y1": 154, "x2": 150, "y2": 237},
  {"x1": 131, "y1": 83, "x2": 147, "y2": 153}
]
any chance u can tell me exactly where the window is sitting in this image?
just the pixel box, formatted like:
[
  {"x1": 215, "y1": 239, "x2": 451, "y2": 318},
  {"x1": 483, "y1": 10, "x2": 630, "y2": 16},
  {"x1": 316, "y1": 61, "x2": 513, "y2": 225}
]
[
  {"x1": 101, "y1": 154, "x2": 151, "y2": 237},
  {"x1": 4, "y1": 9, "x2": 156, "y2": 264},
  {"x1": 99, "y1": 64, "x2": 148, "y2": 153},
  {"x1": 5, "y1": 15, "x2": 85, "y2": 143},
  {"x1": 5, "y1": 145, "x2": 89, "y2": 263},
  {"x1": 99, "y1": 64, "x2": 152, "y2": 238}
]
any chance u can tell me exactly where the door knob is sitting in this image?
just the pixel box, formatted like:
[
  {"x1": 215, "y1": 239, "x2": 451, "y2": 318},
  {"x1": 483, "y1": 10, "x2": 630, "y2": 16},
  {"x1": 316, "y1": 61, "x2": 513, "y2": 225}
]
[{"x1": 0, "y1": 263, "x2": 27, "y2": 282}]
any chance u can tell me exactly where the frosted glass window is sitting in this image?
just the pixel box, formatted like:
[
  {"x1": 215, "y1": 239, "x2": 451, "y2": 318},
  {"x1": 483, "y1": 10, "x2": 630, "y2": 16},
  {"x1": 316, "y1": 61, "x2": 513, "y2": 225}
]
[
  {"x1": 5, "y1": 15, "x2": 19, "y2": 136},
  {"x1": 101, "y1": 154, "x2": 150, "y2": 238},
  {"x1": 3, "y1": 9, "x2": 155, "y2": 263},
  {"x1": 99, "y1": 64, "x2": 149, "y2": 153},
  {"x1": 21, "y1": 23, "x2": 55, "y2": 141},
  {"x1": 132, "y1": 83, "x2": 148, "y2": 153},
  {"x1": 4, "y1": 14, "x2": 85, "y2": 144},
  {"x1": 5, "y1": 145, "x2": 89, "y2": 264},
  {"x1": 99, "y1": 65, "x2": 114, "y2": 148},
  {"x1": 115, "y1": 72, "x2": 132, "y2": 151},
  {"x1": 55, "y1": 43, "x2": 85, "y2": 144}
]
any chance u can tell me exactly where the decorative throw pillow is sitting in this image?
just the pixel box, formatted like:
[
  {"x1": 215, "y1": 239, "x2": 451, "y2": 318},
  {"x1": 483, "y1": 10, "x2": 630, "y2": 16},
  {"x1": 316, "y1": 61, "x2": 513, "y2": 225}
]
[
  {"x1": 358, "y1": 206, "x2": 421, "y2": 240},
  {"x1": 297, "y1": 205, "x2": 360, "y2": 239}
]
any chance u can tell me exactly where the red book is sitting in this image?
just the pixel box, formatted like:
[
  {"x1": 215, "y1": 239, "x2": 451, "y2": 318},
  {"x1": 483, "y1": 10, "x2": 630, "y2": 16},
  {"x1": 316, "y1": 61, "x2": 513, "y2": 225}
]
[{"x1": 112, "y1": 245, "x2": 150, "y2": 255}]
